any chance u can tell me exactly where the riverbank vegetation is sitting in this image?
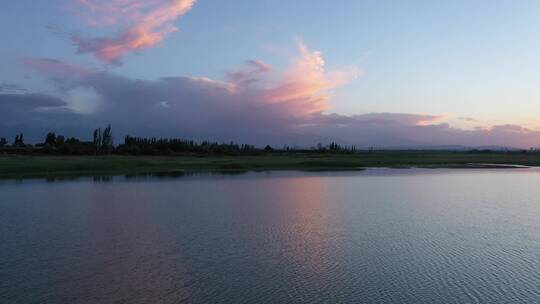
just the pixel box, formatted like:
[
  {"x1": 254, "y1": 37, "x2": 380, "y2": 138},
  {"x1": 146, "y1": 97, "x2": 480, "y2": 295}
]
[
  {"x1": 2, "y1": 125, "x2": 540, "y2": 178},
  {"x1": 2, "y1": 151, "x2": 540, "y2": 179}
]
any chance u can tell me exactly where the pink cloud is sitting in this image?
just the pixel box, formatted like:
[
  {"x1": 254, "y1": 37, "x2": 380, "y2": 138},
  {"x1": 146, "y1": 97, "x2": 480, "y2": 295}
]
[
  {"x1": 21, "y1": 58, "x2": 94, "y2": 76},
  {"x1": 73, "y1": 0, "x2": 196, "y2": 64},
  {"x1": 220, "y1": 42, "x2": 359, "y2": 118},
  {"x1": 262, "y1": 41, "x2": 359, "y2": 116}
]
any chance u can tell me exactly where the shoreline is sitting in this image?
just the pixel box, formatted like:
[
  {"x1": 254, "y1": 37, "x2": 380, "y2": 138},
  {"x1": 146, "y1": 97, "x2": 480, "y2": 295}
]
[{"x1": 2, "y1": 153, "x2": 540, "y2": 179}]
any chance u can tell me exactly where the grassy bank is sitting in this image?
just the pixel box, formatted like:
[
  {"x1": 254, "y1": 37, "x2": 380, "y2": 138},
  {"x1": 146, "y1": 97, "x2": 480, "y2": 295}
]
[{"x1": 1, "y1": 151, "x2": 540, "y2": 178}]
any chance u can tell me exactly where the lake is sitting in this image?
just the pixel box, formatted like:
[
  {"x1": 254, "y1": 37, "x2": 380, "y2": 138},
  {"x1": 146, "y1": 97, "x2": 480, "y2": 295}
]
[{"x1": 1, "y1": 169, "x2": 540, "y2": 303}]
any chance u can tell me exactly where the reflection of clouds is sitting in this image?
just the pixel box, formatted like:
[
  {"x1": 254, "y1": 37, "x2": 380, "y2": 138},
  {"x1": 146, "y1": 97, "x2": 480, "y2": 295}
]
[
  {"x1": 58, "y1": 183, "x2": 193, "y2": 302},
  {"x1": 271, "y1": 176, "x2": 337, "y2": 277}
]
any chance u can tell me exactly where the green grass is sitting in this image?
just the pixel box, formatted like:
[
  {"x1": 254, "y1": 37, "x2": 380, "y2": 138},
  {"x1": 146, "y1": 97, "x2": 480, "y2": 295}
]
[{"x1": 1, "y1": 151, "x2": 540, "y2": 179}]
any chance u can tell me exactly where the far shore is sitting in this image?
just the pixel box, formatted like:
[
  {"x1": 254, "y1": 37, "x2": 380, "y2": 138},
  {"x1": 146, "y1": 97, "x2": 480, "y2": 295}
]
[{"x1": 1, "y1": 151, "x2": 540, "y2": 179}]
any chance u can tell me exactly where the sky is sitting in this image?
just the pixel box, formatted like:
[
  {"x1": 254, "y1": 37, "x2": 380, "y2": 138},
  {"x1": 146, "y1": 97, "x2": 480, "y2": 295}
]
[{"x1": 2, "y1": 0, "x2": 540, "y2": 147}]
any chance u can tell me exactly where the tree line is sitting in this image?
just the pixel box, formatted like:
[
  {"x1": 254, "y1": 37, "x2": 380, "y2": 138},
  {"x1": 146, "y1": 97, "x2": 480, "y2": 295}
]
[
  {"x1": 0, "y1": 125, "x2": 115, "y2": 155},
  {"x1": 120, "y1": 136, "x2": 257, "y2": 154},
  {"x1": 0, "y1": 125, "x2": 359, "y2": 155}
]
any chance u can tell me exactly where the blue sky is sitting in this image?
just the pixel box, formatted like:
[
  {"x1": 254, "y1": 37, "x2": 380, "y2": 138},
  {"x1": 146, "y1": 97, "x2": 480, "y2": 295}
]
[{"x1": 2, "y1": 0, "x2": 540, "y2": 147}]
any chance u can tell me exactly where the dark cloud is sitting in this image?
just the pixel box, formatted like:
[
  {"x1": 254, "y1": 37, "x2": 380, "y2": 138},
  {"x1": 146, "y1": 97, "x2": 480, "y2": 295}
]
[
  {"x1": 13, "y1": 44, "x2": 356, "y2": 145},
  {"x1": 11, "y1": 54, "x2": 540, "y2": 148},
  {"x1": 300, "y1": 115, "x2": 540, "y2": 148},
  {"x1": 0, "y1": 92, "x2": 67, "y2": 112},
  {"x1": 0, "y1": 83, "x2": 28, "y2": 93},
  {"x1": 0, "y1": 91, "x2": 95, "y2": 142}
]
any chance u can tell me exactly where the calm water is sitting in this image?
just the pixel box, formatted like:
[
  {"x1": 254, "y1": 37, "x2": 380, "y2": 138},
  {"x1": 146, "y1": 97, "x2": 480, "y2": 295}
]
[{"x1": 1, "y1": 169, "x2": 540, "y2": 303}]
